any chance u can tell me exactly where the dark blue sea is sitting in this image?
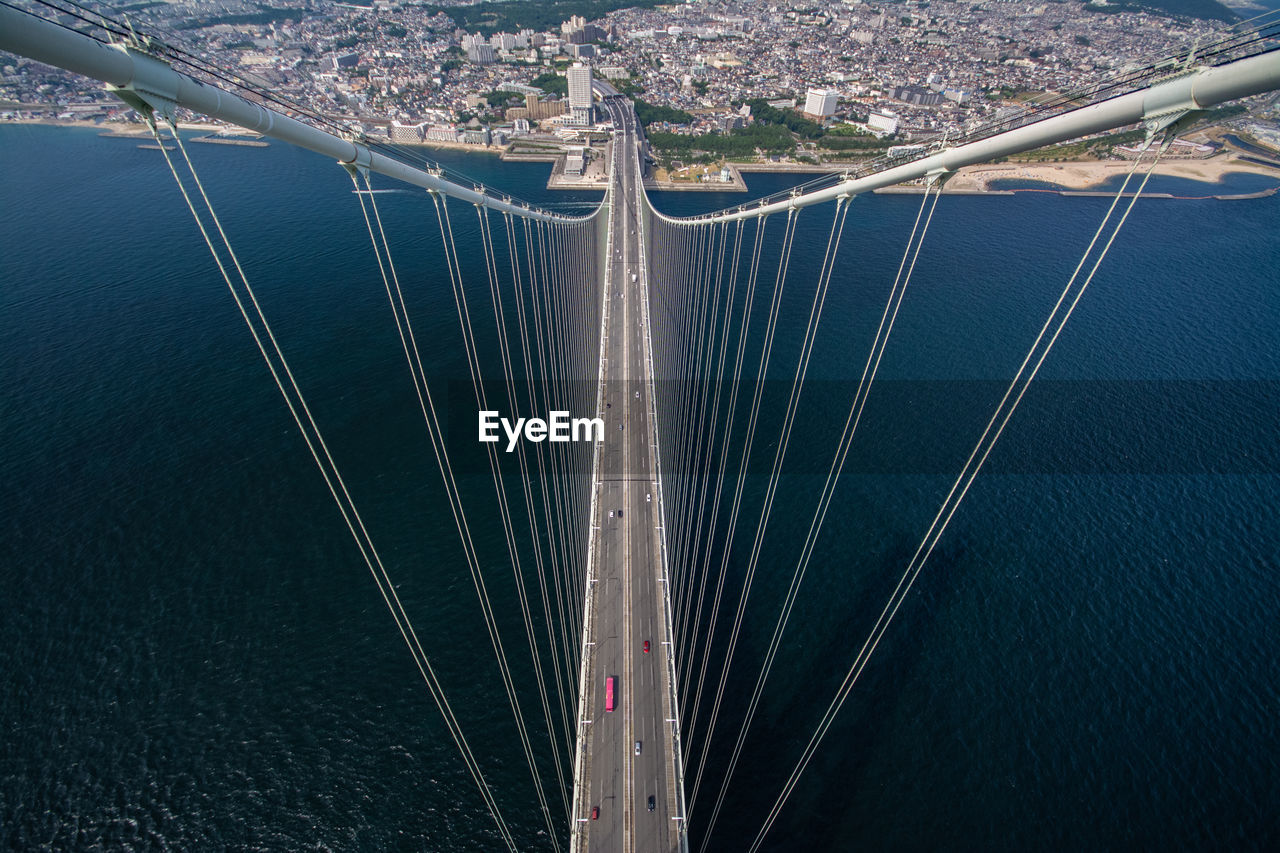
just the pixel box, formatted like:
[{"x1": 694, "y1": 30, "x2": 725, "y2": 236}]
[{"x1": 1, "y1": 124, "x2": 1277, "y2": 851}]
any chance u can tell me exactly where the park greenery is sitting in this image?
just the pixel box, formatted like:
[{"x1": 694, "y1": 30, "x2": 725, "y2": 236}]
[
  {"x1": 648, "y1": 122, "x2": 798, "y2": 157},
  {"x1": 423, "y1": 0, "x2": 664, "y2": 35},
  {"x1": 639, "y1": 95, "x2": 894, "y2": 161},
  {"x1": 530, "y1": 72, "x2": 569, "y2": 97},
  {"x1": 177, "y1": 3, "x2": 298, "y2": 29},
  {"x1": 484, "y1": 90, "x2": 519, "y2": 107},
  {"x1": 743, "y1": 99, "x2": 824, "y2": 139},
  {"x1": 1083, "y1": 0, "x2": 1235, "y2": 23},
  {"x1": 633, "y1": 99, "x2": 695, "y2": 126}
]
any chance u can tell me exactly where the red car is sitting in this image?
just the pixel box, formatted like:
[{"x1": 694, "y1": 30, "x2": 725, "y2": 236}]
[
  {"x1": 643, "y1": 640, "x2": 650, "y2": 653},
  {"x1": 591, "y1": 806, "x2": 600, "y2": 820}
]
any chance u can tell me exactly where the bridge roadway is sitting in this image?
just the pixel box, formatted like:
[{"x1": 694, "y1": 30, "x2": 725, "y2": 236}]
[{"x1": 571, "y1": 98, "x2": 685, "y2": 853}]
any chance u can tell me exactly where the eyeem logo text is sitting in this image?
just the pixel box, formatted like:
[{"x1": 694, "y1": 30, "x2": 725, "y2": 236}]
[{"x1": 479, "y1": 410, "x2": 604, "y2": 453}]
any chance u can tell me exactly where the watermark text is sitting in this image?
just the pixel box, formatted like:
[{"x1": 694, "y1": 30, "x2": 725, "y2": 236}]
[{"x1": 479, "y1": 410, "x2": 604, "y2": 453}]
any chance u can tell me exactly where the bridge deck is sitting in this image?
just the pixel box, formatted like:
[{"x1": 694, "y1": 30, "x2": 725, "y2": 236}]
[{"x1": 571, "y1": 99, "x2": 686, "y2": 853}]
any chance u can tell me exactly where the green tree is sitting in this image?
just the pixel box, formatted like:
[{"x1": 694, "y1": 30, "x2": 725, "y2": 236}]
[
  {"x1": 744, "y1": 99, "x2": 824, "y2": 139},
  {"x1": 531, "y1": 72, "x2": 569, "y2": 96},
  {"x1": 633, "y1": 99, "x2": 694, "y2": 126}
]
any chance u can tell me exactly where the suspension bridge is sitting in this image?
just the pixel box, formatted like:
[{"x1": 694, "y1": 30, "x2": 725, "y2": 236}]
[{"x1": 3, "y1": 2, "x2": 1280, "y2": 850}]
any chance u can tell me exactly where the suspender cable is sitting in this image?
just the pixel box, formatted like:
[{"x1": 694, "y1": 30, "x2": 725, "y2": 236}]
[
  {"x1": 698, "y1": 195, "x2": 853, "y2": 844},
  {"x1": 480, "y1": 204, "x2": 574, "y2": 821},
  {"x1": 674, "y1": 223, "x2": 724, "y2": 585},
  {"x1": 147, "y1": 120, "x2": 517, "y2": 850},
  {"x1": 675, "y1": 218, "x2": 744, "y2": 675},
  {"x1": 678, "y1": 221, "x2": 732, "y2": 635},
  {"x1": 745, "y1": 137, "x2": 1171, "y2": 853},
  {"x1": 687, "y1": 207, "x2": 801, "y2": 816},
  {"x1": 522, "y1": 216, "x2": 577, "y2": 703},
  {"x1": 721, "y1": 182, "x2": 942, "y2": 846},
  {"x1": 678, "y1": 216, "x2": 767, "y2": 708},
  {"x1": 432, "y1": 193, "x2": 563, "y2": 851},
  {"x1": 505, "y1": 212, "x2": 578, "y2": 784}
]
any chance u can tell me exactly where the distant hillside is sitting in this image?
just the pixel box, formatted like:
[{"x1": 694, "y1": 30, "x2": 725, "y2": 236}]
[{"x1": 1084, "y1": 0, "x2": 1237, "y2": 24}]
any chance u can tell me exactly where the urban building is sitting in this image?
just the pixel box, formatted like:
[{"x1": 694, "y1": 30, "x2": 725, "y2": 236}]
[
  {"x1": 803, "y1": 87, "x2": 839, "y2": 119},
  {"x1": 466, "y1": 44, "x2": 495, "y2": 64},
  {"x1": 567, "y1": 62, "x2": 594, "y2": 126},
  {"x1": 892, "y1": 84, "x2": 945, "y2": 106},
  {"x1": 567, "y1": 63, "x2": 593, "y2": 110},
  {"x1": 521, "y1": 94, "x2": 567, "y2": 121},
  {"x1": 566, "y1": 106, "x2": 595, "y2": 127},
  {"x1": 867, "y1": 110, "x2": 899, "y2": 135},
  {"x1": 389, "y1": 120, "x2": 426, "y2": 143}
]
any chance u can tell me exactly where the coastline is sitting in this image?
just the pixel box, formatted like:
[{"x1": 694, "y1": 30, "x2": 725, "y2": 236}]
[
  {"x1": 2, "y1": 117, "x2": 225, "y2": 133},
  {"x1": 8, "y1": 117, "x2": 1280, "y2": 195},
  {"x1": 937, "y1": 152, "x2": 1280, "y2": 192}
]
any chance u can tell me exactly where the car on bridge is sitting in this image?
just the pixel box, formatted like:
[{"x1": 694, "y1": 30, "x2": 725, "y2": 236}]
[
  {"x1": 635, "y1": 741, "x2": 642, "y2": 755},
  {"x1": 648, "y1": 796, "x2": 655, "y2": 812},
  {"x1": 592, "y1": 806, "x2": 599, "y2": 820}
]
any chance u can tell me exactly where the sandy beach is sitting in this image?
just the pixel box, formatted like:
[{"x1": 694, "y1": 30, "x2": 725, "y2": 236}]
[
  {"x1": 945, "y1": 151, "x2": 1280, "y2": 191},
  {"x1": 2, "y1": 116, "x2": 228, "y2": 133}
]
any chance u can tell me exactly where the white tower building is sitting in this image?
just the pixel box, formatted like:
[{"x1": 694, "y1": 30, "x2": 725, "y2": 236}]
[
  {"x1": 567, "y1": 62, "x2": 594, "y2": 110},
  {"x1": 803, "y1": 87, "x2": 840, "y2": 118}
]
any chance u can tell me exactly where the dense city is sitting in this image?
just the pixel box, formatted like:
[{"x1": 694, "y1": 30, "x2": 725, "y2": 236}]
[{"x1": 3, "y1": 0, "x2": 1278, "y2": 179}]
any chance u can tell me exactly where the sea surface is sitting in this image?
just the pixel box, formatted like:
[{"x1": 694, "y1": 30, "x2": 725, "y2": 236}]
[{"x1": 1, "y1": 124, "x2": 1278, "y2": 851}]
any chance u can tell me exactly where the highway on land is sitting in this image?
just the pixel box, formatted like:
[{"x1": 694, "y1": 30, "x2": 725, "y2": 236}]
[{"x1": 574, "y1": 97, "x2": 683, "y2": 853}]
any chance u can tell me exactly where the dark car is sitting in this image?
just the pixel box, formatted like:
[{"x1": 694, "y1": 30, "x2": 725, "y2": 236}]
[{"x1": 647, "y1": 796, "x2": 655, "y2": 812}]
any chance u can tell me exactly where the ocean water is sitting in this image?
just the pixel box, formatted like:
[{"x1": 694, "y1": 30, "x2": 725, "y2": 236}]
[{"x1": 1, "y1": 124, "x2": 1277, "y2": 851}]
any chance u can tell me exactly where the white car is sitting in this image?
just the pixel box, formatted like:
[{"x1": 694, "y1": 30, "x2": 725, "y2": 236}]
[{"x1": 634, "y1": 741, "x2": 642, "y2": 755}]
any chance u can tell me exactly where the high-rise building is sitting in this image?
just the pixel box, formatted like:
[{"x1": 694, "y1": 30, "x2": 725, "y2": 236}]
[
  {"x1": 466, "y1": 44, "x2": 496, "y2": 64},
  {"x1": 567, "y1": 63, "x2": 594, "y2": 110},
  {"x1": 803, "y1": 87, "x2": 840, "y2": 118}
]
